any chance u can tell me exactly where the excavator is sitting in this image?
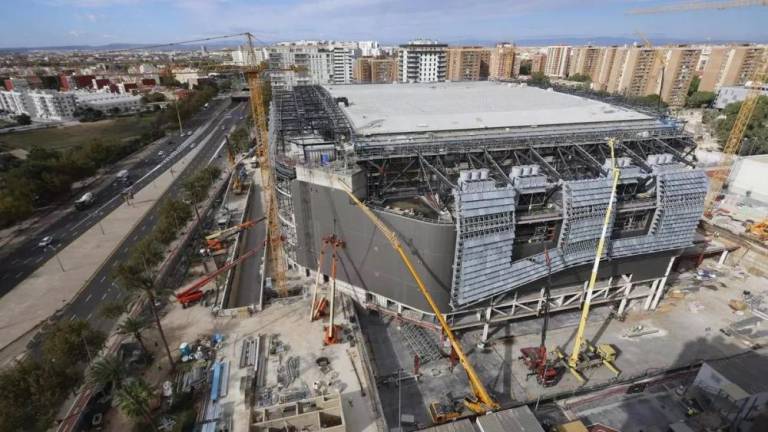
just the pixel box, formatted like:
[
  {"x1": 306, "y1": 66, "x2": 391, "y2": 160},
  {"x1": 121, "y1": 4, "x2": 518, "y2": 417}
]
[
  {"x1": 176, "y1": 243, "x2": 265, "y2": 307},
  {"x1": 337, "y1": 181, "x2": 499, "y2": 423},
  {"x1": 205, "y1": 217, "x2": 265, "y2": 251},
  {"x1": 519, "y1": 248, "x2": 562, "y2": 387}
]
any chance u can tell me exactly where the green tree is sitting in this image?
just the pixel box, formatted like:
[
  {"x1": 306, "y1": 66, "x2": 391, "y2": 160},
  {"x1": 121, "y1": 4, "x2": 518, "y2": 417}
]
[
  {"x1": 117, "y1": 316, "x2": 151, "y2": 354},
  {"x1": 688, "y1": 75, "x2": 700, "y2": 96},
  {"x1": 518, "y1": 60, "x2": 532, "y2": 75},
  {"x1": 15, "y1": 113, "x2": 31, "y2": 125},
  {"x1": 528, "y1": 71, "x2": 551, "y2": 88},
  {"x1": 42, "y1": 319, "x2": 106, "y2": 366},
  {"x1": 567, "y1": 73, "x2": 591, "y2": 83},
  {"x1": 87, "y1": 356, "x2": 158, "y2": 431},
  {"x1": 99, "y1": 300, "x2": 129, "y2": 319},
  {"x1": 686, "y1": 91, "x2": 716, "y2": 108},
  {"x1": 114, "y1": 257, "x2": 175, "y2": 372},
  {"x1": 714, "y1": 96, "x2": 768, "y2": 154}
]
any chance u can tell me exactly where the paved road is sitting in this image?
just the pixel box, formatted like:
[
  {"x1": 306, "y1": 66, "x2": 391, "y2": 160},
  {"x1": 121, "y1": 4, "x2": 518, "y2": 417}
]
[
  {"x1": 58, "y1": 101, "x2": 249, "y2": 333},
  {"x1": 228, "y1": 184, "x2": 266, "y2": 309},
  {"x1": 0, "y1": 98, "x2": 237, "y2": 298}
]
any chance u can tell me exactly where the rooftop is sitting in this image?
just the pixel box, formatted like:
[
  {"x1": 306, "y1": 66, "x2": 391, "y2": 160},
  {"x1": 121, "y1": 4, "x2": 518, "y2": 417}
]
[
  {"x1": 323, "y1": 82, "x2": 653, "y2": 135},
  {"x1": 706, "y1": 351, "x2": 768, "y2": 396}
]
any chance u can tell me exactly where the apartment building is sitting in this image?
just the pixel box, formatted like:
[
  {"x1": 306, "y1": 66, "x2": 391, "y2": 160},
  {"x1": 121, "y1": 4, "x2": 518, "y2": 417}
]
[
  {"x1": 353, "y1": 57, "x2": 372, "y2": 83},
  {"x1": 75, "y1": 92, "x2": 142, "y2": 113},
  {"x1": 267, "y1": 45, "x2": 333, "y2": 90},
  {"x1": 331, "y1": 47, "x2": 356, "y2": 84},
  {"x1": 544, "y1": 46, "x2": 571, "y2": 77},
  {"x1": 568, "y1": 46, "x2": 603, "y2": 80},
  {"x1": 370, "y1": 59, "x2": 397, "y2": 83},
  {"x1": 446, "y1": 47, "x2": 491, "y2": 81},
  {"x1": 489, "y1": 43, "x2": 517, "y2": 80},
  {"x1": 231, "y1": 45, "x2": 267, "y2": 67},
  {"x1": 530, "y1": 53, "x2": 547, "y2": 74},
  {"x1": 604, "y1": 47, "x2": 664, "y2": 98},
  {"x1": 593, "y1": 46, "x2": 620, "y2": 91},
  {"x1": 700, "y1": 45, "x2": 766, "y2": 92},
  {"x1": 397, "y1": 40, "x2": 447, "y2": 83},
  {"x1": 0, "y1": 89, "x2": 76, "y2": 120},
  {"x1": 661, "y1": 47, "x2": 702, "y2": 106}
]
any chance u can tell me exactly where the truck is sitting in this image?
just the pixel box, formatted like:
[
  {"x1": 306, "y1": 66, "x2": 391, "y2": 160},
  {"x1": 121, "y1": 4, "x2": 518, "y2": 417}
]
[{"x1": 74, "y1": 192, "x2": 95, "y2": 210}]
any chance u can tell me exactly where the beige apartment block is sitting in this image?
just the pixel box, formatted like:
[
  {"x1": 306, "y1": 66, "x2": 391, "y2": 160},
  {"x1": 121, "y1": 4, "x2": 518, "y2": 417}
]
[
  {"x1": 545, "y1": 45, "x2": 571, "y2": 77},
  {"x1": 605, "y1": 47, "x2": 630, "y2": 94},
  {"x1": 353, "y1": 57, "x2": 372, "y2": 83},
  {"x1": 700, "y1": 45, "x2": 766, "y2": 92},
  {"x1": 568, "y1": 46, "x2": 603, "y2": 80},
  {"x1": 489, "y1": 43, "x2": 517, "y2": 80},
  {"x1": 593, "y1": 46, "x2": 620, "y2": 91},
  {"x1": 531, "y1": 53, "x2": 547, "y2": 74},
  {"x1": 606, "y1": 47, "x2": 664, "y2": 98},
  {"x1": 661, "y1": 47, "x2": 702, "y2": 106},
  {"x1": 370, "y1": 58, "x2": 397, "y2": 83},
  {"x1": 446, "y1": 47, "x2": 491, "y2": 81}
]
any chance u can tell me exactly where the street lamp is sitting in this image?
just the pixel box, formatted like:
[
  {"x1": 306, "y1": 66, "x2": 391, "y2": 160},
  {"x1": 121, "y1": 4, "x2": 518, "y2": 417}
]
[{"x1": 46, "y1": 245, "x2": 65, "y2": 272}]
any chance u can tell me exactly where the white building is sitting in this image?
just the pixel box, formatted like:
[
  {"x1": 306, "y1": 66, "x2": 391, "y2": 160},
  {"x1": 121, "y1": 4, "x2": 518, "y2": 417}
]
[
  {"x1": 331, "y1": 46, "x2": 356, "y2": 84},
  {"x1": 357, "y1": 41, "x2": 380, "y2": 57},
  {"x1": 727, "y1": 154, "x2": 768, "y2": 203},
  {"x1": 545, "y1": 45, "x2": 571, "y2": 78},
  {"x1": 0, "y1": 89, "x2": 76, "y2": 121},
  {"x1": 231, "y1": 45, "x2": 267, "y2": 66},
  {"x1": 75, "y1": 92, "x2": 142, "y2": 113},
  {"x1": 267, "y1": 45, "x2": 332, "y2": 90},
  {"x1": 397, "y1": 40, "x2": 447, "y2": 83},
  {"x1": 714, "y1": 83, "x2": 768, "y2": 109}
]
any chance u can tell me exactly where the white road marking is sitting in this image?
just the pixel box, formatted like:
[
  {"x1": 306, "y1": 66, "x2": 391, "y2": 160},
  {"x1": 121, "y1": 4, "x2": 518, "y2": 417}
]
[
  {"x1": 99, "y1": 276, "x2": 106, "y2": 283},
  {"x1": 102, "y1": 292, "x2": 108, "y2": 300},
  {"x1": 86, "y1": 313, "x2": 93, "y2": 321},
  {"x1": 21, "y1": 257, "x2": 30, "y2": 264},
  {"x1": 70, "y1": 314, "x2": 78, "y2": 320},
  {"x1": 34, "y1": 256, "x2": 43, "y2": 264},
  {"x1": 15, "y1": 272, "x2": 23, "y2": 278},
  {"x1": 85, "y1": 294, "x2": 92, "y2": 302}
]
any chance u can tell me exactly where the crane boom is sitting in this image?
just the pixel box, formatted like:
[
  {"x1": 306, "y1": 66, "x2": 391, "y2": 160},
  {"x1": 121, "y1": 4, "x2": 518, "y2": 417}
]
[
  {"x1": 568, "y1": 139, "x2": 620, "y2": 369},
  {"x1": 338, "y1": 182, "x2": 498, "y2": 414}
]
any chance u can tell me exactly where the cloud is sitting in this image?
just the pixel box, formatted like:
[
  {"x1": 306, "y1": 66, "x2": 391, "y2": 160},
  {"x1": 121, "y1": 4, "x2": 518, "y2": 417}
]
[
  {"x1": 68, "y1": 30, "x2": 82, "y2": 37},
  {"x1": 85, "y1": 13, "x2": 97, "y2": 22}
]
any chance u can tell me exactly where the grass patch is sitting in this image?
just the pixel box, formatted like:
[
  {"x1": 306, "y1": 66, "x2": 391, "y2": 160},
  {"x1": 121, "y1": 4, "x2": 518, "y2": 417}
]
[{"x1": 0, "y1": 115, "x2": 158, "y2": 151}]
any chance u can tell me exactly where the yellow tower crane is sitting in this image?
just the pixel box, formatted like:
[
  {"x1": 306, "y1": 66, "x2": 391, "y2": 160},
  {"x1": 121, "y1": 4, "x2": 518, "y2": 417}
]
[
  {"x1": 555, "y1": 139, "x2": 622, "y2": 383},
  {"x1": 336, "y1": 181, "x2": 499, "y2": 423},
  {"x1": 245, "y1": 32, "x2": 288, "y2": 297}
]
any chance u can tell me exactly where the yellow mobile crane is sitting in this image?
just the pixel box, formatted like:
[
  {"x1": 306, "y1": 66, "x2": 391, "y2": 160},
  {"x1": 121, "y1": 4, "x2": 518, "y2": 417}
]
[
  {"x1": 555, "y1": 139, "x2": 622, "y2": 383},
  {"x1": 337, "y1": 182, "x2": 499, "y2": 423}
]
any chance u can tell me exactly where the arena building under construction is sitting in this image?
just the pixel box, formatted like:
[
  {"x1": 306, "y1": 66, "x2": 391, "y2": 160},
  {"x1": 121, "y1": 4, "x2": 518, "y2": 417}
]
[{"x1": 269, "y1": 81, "x2": 707, "y2": 332}]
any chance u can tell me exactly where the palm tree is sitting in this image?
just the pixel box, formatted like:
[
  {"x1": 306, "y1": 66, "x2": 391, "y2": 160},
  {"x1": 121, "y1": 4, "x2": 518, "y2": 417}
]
[
  {"x1": 87, "y1": 356, "x2": 159, "y2": 431},
  {"x1": 117, "y1": 316, "x2": 150, "y2": 355}
]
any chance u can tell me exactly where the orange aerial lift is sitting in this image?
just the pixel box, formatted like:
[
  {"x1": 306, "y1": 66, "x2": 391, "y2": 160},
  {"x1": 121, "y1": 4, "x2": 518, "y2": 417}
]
[
  {"x1": 323, "y1": 235, "x2": 345, "y2": 345},
  {"x1": 337, "y1": 182, "x2": 499, "y2": 423},
  {"x1": 205, "y1": 217, "x2": 265, "y2": 251},
  {"x1": 175, "y1": 244, "x2": 264, "y2": 307}
]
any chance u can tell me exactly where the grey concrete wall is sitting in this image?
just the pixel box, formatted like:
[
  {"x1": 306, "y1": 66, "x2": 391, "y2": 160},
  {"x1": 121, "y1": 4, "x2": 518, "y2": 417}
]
[{"x1": 292, "y1": 180, "x2": 455, "y2": 311}]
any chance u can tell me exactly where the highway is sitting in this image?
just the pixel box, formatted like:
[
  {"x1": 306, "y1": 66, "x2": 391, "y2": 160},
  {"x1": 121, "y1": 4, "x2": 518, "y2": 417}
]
[
  {"x1": 41, "y1": 100, "x2": 248, "y2": 333},
  {"x1": 0, "y1": 98, "x2": 238, "y2": 298},
  {"x1": 74, "y1": 100, "x2": 249, "y2": 333}
]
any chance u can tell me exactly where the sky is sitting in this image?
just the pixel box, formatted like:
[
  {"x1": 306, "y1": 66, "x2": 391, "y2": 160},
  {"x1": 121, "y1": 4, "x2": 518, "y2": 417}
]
[{"x1": 1, "y1": 0, "x2": 767, "y2": 48}]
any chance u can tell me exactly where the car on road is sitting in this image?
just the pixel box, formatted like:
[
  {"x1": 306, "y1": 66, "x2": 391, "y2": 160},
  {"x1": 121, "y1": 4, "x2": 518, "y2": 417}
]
[
  {"x1": 158, "y1": 150, "x2": 166, "y2": 158},
  {"x1": 38, "y1": 236, "x2": 54, "y2": 248}
]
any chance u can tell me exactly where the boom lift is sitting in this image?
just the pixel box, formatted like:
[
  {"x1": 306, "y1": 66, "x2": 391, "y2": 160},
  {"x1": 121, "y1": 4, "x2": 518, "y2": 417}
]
[
  {"x1": 323, "y1": 235, "x2": 345, "y2": 345},
  {"x1": 337, "y1": 182, "x2": 499, "y2": 423},
  {"x1": 205, "y1": 217, "x2": 264, "y2": 251},
  {"x1": 519, "y1": 248, "x2": 562, "y2": 387},
  {"x1": 175, "y1": 244, "x2": 264, "y2": 307},
  {"x1": 555, "y1": 139, "x2": 622, "y2": 383}
]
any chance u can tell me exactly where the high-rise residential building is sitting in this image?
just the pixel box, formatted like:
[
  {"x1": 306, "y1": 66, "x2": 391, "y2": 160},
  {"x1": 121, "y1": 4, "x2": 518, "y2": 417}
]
[
  {"x1": 699, "y1": 45, "x2": 766, "y2": 92},
  {"x1": 231, "y1": 45, "x2": 267, "y2": 67},
  {"x1": 397, "y1": 40, "x2": 447, "y2": 83},
  {"x1": 489, "y1": 43, "x2": 517, "y2": 80},
  {"x1": 568, "y1": 46, "x2": 603, "y2": 80},
  {"x1": 605, "y1": 47, "x2": 664, "y2": 98},
  {"x1": 331, "y1": 46, "x2": 356, "y2": 84},
  {"x1": 353, "y1": 57, "x2": 372, "y2": 83},
  {"x1": 358, "y1": 41, "x2": 380, "y2": 57},
  {"x1": 267, "y1": 45, "x2": 333, "y2": 90},
  {"x1": 544, "y1": 46, "x2": 571, "y2": 78},
  {"x1": 531, "y1": 53, "x2": 547, "y2": 74},
  {"x1": 0, "y1": 90, "x2": 32, "y2": 115},
  {"x1": 593, "y1": 46, "x2": 620, "y2": 91},
  {"x1": 370, "y1": 59, "x2": 397, "y2": 83},
  {"x1": 446, "y1": 47, "x2": 491, "y2": 81},
  {"x1": 660, "y1": 47, "x2": 702, "y2": 106}
]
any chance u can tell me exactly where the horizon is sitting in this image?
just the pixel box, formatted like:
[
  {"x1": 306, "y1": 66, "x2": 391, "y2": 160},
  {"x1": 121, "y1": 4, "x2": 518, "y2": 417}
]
[{"x1": 1, "y1": 0, "x2": 767, "y2": 50}]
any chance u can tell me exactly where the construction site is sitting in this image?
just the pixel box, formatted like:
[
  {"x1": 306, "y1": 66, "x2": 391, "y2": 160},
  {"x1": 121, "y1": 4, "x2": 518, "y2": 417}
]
[{"x1": 49, "y1": 23, "x2": 768, "y2": 432}]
